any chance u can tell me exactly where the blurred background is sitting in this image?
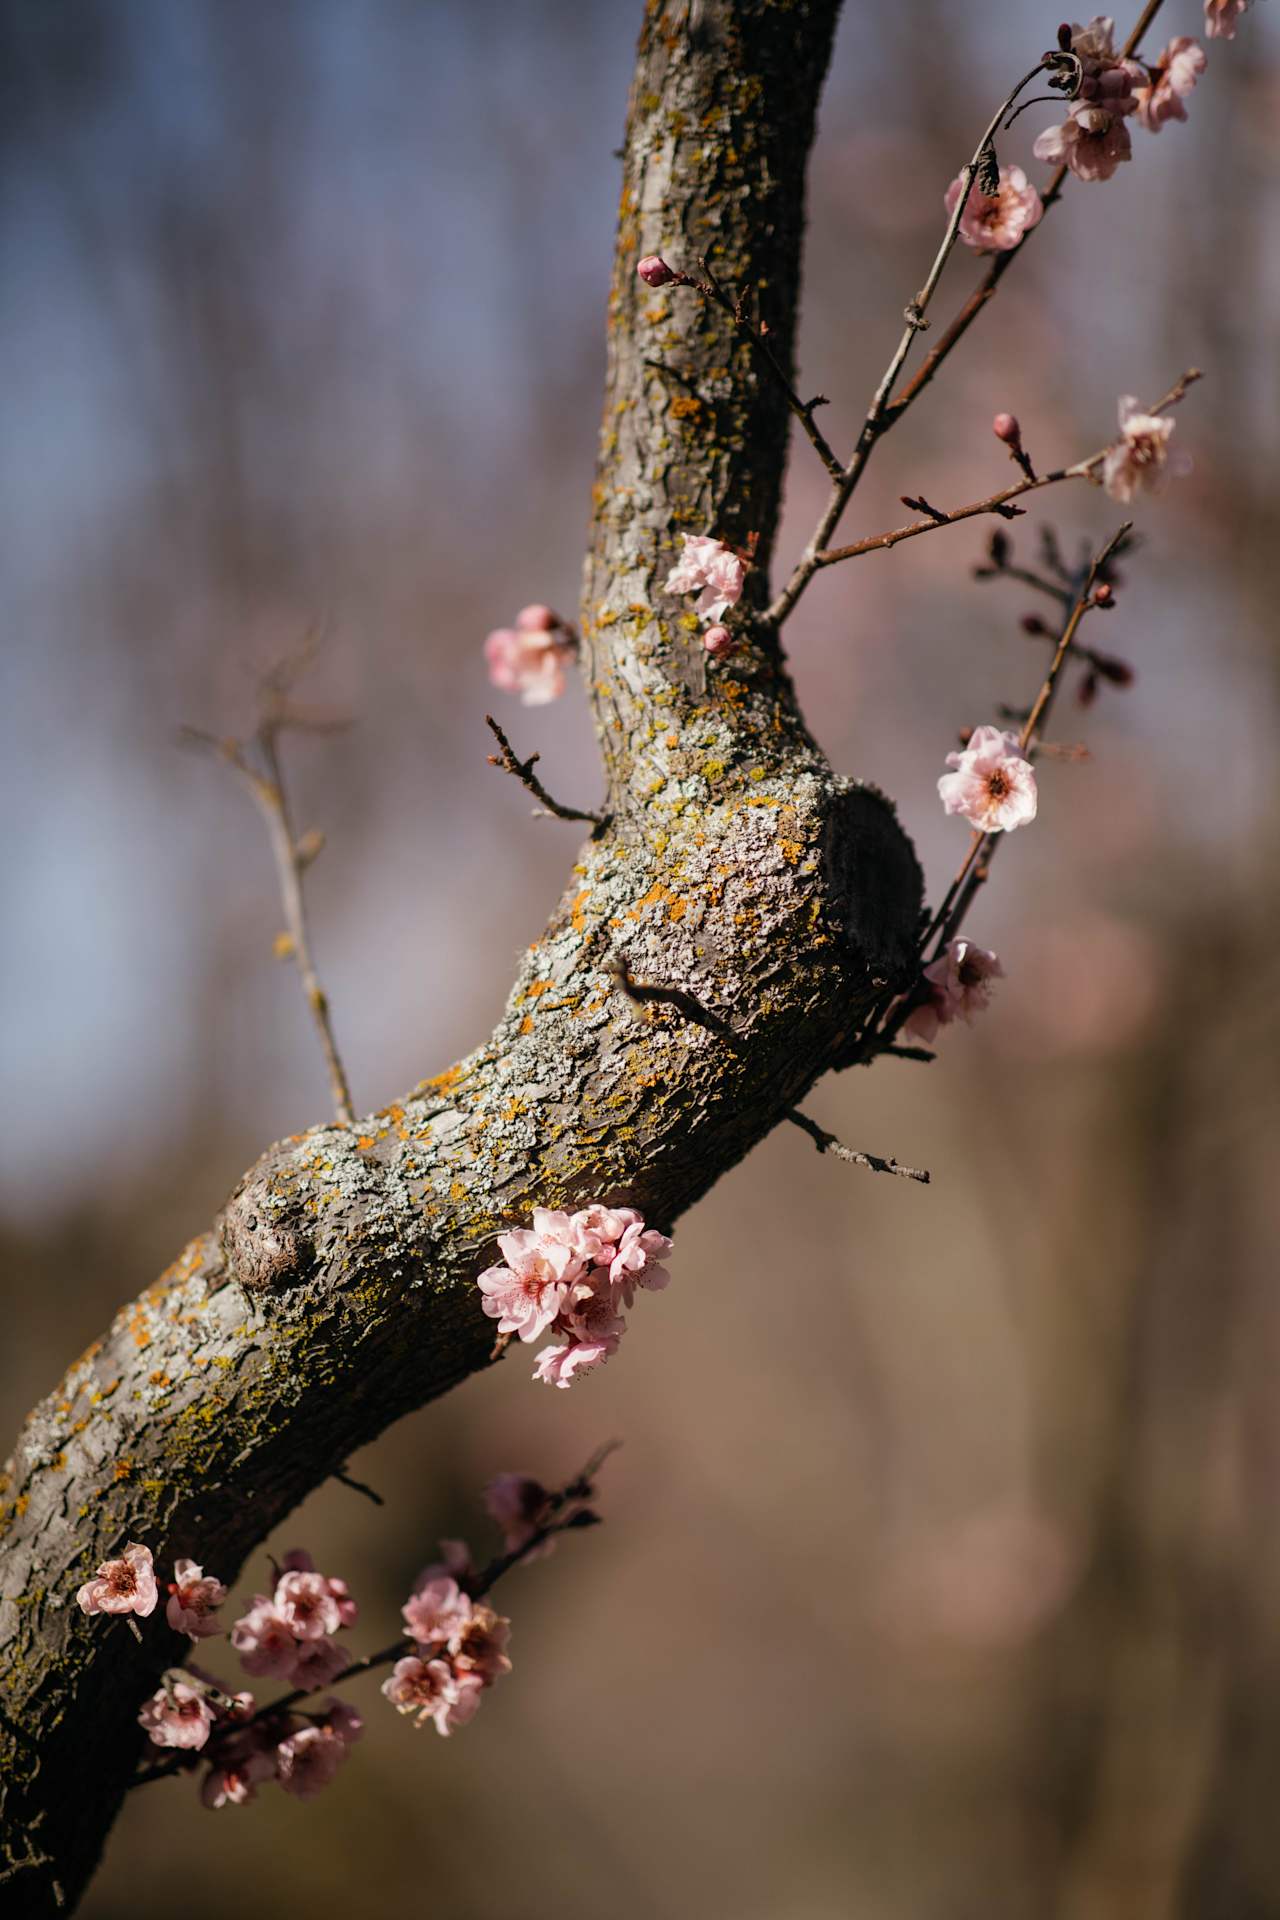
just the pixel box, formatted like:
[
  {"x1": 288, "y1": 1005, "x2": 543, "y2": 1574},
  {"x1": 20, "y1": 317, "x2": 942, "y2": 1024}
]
[{"x1": 2, "y1": 2, "x2": 1278, "y2": 1915}]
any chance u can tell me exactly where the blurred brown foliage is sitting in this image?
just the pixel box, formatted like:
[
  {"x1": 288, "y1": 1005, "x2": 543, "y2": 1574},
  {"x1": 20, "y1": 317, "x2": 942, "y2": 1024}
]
[{"x1": 2, "y1": 3, "x2": 1278, "y2": 1915}]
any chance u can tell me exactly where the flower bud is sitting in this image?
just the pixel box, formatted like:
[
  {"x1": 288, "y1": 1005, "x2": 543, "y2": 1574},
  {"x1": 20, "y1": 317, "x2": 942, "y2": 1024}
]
[
  {"x1": 1057, "y1": 22, "x2": 1073, "y2": 50},
  {"x1": 1092, "y1": 582, "x2": 1113, "y2": 606},
  {"x1": 992, "y1": 412, "x2": 1022, "y2": 448},
  {"x1": 1021, "y1": 613, "x2": 1052, "y2": 637},
  {"x1": 515, "y1": 604, "x2": 558, "y2": 633},
  {"x1": 702, "y1": 623, "x2": 735, "y2": 658},
  {"x1": 636, "y1": 254, "x2": 676, "y2": 288}
]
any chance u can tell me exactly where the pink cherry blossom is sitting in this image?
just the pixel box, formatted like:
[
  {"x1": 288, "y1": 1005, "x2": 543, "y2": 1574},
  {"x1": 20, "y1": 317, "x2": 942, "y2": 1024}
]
[
  {"x1": 1204, "y1": 0, "x2": 1250, "y2": 38},
  {"x1": 166, "y1": 1559, "x2": 227, "y2": 1638},
  {"x1": 477, "y1": 1221, "x2": 586, "y2": 1343},
  {"x1": 321, "y1": 1698, "x2": 365, "y2": 1746},
  {"x1": 402, "y1": 1574, "x2": 474, "y2": 1651},
  {"x1": 483, "y1": 1472, "x2": 552, "y2": 1553},
  {"x1": 1134, "y1": 38, "x2": 1207, "y2": 130},
  {"x1": 905, "y1": 940, "x2": 1005, "y2": 1044},
  {"x1": 451, "y1": 1604, "x2": 513, "y2": 1686},
  {"x1": 636, "y1": 254, "x2": 676, "y2": 287},
  {"x1": 484, "y1": 614, "x2": 575, "y2": 707},
  {"x1": 945, "y1": 164, "x2": 1043, "y2": 254},
  {"x1": 276, "y1": 1725, "x2": 350, "y2": 1799},
  {"x1": 138, "y1": 1680, "x2": 215, "y2": 1751},
  {"x1": 532, "y1": 1313, "x2": 621, "y2": 1389},
  {"x1": 416, "y1": 1537, "x2": 476, "y2": 1588},
  {"x1": 76, "y1": 1542, "x2": 158, "y2": 1618},
  {"x1": 230, "y1": 1598, "x2": 300, "y2": 1679},
  {"x1": 273, "y1": 1570, "x2": 342, "y2": 1640},
  {"x1": 277, "y1": 1552, "x2": 358, "y2": 1628},
  {"x1": 703, "y1": 623, "x2": 735, "y2": 657},
  {"x1": 200, "y1": 1731, "x2": 277, "y2": 1809},
  {"x1": 938, "y1": 726, "x2": 1038, "y2": 834},
  {"x1": 1101, "y1": 395, "x2": 1189, "y2": 502},
  {"x1": 1033, "y1": 110, "x2": 1132, "y2": 181},
  {"x1": 287, "y1": 1635, "x2": 349, "y2": 1690},
  {"x1": 382, "y1": 1655, "x2": 486, "y2": 1736},
  {"x1": 664, "y1": 535, "x2": 746, "y2": 622},
  {"x1": 608, "y1": 1220, "x2": 673, "y2": 1308}
]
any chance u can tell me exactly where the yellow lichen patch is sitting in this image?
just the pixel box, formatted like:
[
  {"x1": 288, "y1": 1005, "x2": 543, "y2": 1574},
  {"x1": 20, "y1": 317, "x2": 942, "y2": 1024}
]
[
  {"x1": 424, "y1": 1062, "x2": 467, "y2": 1095},
  {"x1": 519, "y1": 1015, "x2": 534, "y2": 1036},
  {"x1": 703, "y1": 760, "x2": 725, "y2": 781},
  {"x1": 113, "y1": 1460, "x2": 133, "y2": 1483},
  {"x1": 669, "y1": 394, "x2": 702, "y2": 423},
  {"x1": 521, "y1": 979, "x2": 555, "y2": 1001},
  {"x1": 502, "y1": 1098, "x2": 526, "y2": 1123},
  {"x1": 595, "y1": 605, "x2": 619, "y2": 628},
  {"x1": 356, "y1": 1135, "x2": 375, "y2": 1151},
  {"x1": 570, "y1": 889, "x2": 591, "y2": 935},
  {"x1": 149, "y1": 1371, "x2": 170, "y2": 1388},
  {"x1": 450, "y1": 1181, "x2": 468, "y2": 1203}
]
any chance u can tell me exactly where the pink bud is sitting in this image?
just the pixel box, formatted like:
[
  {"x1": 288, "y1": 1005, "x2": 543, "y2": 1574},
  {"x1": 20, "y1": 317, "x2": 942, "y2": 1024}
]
[
  {"x1": 515, "y1": 604, "x2": 558, "y2": 633},
  {"x1": 703, "y1": 624, "x2": 735, "y2": 657},
  {"x1": 636, "y1": 254, "x2": 676, "y2": 288},
  {"x1": 992, "y1": 413, "x2": 1022, "y2": 448}
]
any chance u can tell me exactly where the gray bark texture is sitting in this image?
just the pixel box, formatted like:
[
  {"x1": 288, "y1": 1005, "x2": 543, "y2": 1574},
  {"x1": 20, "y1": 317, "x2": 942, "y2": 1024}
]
[{"x1": 0, "y1": 3, "x2": 922, "y2": 1909}]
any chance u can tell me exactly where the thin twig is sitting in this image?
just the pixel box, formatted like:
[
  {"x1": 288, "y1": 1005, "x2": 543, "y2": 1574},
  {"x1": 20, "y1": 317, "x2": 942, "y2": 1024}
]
[
  {"x1": 333, "y1": 1467, "x2": 385, "y2": 1507},
  {"x1": 181, "y1": 698, "x2": 356, "y2": 1127},
  {"x1": 661, "y1": 257, "x2": 844, "y2": 480},
  {"x1": 814, "y1": 370, "x2": 1197, "y2": 570},
  {"x1": 484, "y1": 716, "x2": 608, "y2": 831},
  {"x1": 784, "y1": 1106, "x2": 930, "y2": 1183}
]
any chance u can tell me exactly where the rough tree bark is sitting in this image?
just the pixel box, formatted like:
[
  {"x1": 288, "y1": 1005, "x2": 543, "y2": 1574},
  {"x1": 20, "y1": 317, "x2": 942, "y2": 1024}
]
[{"x1": 0, "y1": 3, "x2": 923, "y2": 1909}]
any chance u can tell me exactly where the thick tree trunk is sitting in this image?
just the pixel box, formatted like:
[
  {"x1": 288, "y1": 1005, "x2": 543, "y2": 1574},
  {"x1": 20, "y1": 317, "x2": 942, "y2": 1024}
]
[{"x1": 0, "y1": 4, "x2": 920, "y2": 1909}]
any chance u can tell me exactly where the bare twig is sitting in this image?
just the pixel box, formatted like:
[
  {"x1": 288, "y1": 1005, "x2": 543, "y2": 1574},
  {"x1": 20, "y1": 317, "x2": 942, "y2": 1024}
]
[
  {"x1": 659, "y1": 257, "x2": 844, "y2": 480},
  {"x1": 784, "y1": 1105, "x2": 930, "y2": 1183},
  {"x1": 813, "y1": 370, "x2": 1197, "y2": 570},
  {"x1": 181, "y1": 715, "x2": 356, "y2": 1128},
  {"x1": 485, "y1": 716, "x2": 607, "y2": 831},
  {"x1": 333, "y1": 1467, "x2": 385, "y2": 1507}
]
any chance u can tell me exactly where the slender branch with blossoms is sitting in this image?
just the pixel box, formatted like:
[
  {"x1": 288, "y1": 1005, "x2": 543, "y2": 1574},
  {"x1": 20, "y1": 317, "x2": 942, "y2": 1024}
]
[
  {"x1": 78, "y1": 1450, "x2": 614, "y2": 1806},
  {"x1": 812, "y1": 371, "x2": 1199, "y2": 568}
]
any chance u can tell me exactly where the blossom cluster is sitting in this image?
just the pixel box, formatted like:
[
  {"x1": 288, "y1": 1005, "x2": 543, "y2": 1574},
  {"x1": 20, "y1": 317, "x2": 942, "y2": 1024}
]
[
  {"x1": 477, "y1": 1204, "x2": 672, "y2": 1388},
  {"x1": 1032, "y1": 17, "x2": 1214, "y2": 184},
  {"x1": 485, "y1": 603, "x2": 577, "y2": 706},
  {"x1": 664, "y1": 533, "x2": 746, "y2": 657},
  {"x1": 229, "y1": 1548, "x2": 358, "y2": 1690},
  {"x1": 383, "y1": 1541, "x2": 512, "y2": 1737}
]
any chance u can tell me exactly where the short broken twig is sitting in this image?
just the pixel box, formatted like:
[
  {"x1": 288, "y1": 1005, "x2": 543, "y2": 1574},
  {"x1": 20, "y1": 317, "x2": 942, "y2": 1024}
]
[
  {"x1": 333, "y1": 1466, "x2": 385, "y2": 1507},
  {"x1": 784, "y1": 1106, "x2": 930, "y2": 1183},
  {"x1": 485, "y1": 716, "x2": 607, "y2": 831}
]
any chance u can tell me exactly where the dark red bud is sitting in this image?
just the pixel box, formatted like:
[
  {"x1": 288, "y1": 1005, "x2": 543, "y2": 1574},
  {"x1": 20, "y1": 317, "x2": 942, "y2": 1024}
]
[
  {"x1": 992, "y1": 412, "x2": 1022, "y2": 447},
  {"x1": 1021, "y1": 613, "x2": 1052, "y2": 637},
  {"x1": 1057, "y1": 22, "x2": 1073, "y2": 50}
]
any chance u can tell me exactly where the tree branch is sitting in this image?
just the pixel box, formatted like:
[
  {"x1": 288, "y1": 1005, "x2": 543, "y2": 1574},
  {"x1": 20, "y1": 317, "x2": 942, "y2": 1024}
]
[{"x1": 0, "y1": 8, "x2": 925, "y2": 1910}]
